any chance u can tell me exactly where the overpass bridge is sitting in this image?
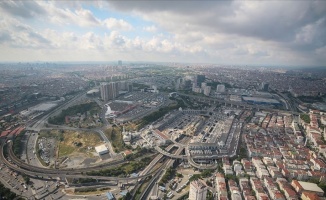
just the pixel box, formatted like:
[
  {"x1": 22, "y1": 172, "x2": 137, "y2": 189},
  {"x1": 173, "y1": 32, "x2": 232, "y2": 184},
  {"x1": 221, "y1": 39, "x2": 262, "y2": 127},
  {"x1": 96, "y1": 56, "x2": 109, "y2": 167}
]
[
  {"x1": 153, "y1": 145, "x2": 231, "y2": 169},
  {"x1": 154, "y1": 146, "x2": 187, "y2": 159}
]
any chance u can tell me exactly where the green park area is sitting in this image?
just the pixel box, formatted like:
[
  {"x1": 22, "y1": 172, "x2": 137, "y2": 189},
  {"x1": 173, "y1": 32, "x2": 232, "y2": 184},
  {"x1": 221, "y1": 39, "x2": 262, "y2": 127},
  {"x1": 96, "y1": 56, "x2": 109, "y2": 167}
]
[{"x1": 48, "y1": 101, "x2": 101, "y2": 128}]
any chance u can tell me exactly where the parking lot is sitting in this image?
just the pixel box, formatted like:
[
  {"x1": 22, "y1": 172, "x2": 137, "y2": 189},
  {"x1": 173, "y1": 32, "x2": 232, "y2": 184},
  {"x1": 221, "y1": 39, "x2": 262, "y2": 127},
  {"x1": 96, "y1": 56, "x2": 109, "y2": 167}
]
[
  {"x1": 0, "y1": 164, "x2": 30, "y2": 197},
  {"x1": 116, "y1": 93, "x2": 170, "y2": 122},
  {"x1": 38, "y1": 137, "x2": 56, "y2": 166}
]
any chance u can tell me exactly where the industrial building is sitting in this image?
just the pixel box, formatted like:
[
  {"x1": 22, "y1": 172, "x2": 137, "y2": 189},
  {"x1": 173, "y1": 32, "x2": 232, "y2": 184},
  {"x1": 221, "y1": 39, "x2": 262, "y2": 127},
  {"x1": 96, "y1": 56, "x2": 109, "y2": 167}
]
[
  {"x1": 242, "y1": 96, "x2": 281, "y2": 106},
  {"x1": 86, "y1": 89, "x2": 99, "y2": 96},
  {"x1": 95, "y1": 144, "x2": 109, "y2": 155},
  {"x1": 20, "y1": 102, "x2": 57, "y2": 117}
]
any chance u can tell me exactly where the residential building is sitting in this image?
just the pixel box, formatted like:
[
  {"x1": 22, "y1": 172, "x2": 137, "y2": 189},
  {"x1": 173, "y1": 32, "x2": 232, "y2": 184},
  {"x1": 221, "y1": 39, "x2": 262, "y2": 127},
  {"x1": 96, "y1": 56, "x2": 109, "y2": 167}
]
[{"x1": 189, "y1": 179, "x2": 207, "y2": 200}]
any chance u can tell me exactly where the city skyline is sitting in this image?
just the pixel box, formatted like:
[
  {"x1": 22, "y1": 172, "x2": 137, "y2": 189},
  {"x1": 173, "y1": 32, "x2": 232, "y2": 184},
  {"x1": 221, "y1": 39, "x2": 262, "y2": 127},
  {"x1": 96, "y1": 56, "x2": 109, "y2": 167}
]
[{"x1": 0, "y1": 1, "x2": 325, "y2": 67}]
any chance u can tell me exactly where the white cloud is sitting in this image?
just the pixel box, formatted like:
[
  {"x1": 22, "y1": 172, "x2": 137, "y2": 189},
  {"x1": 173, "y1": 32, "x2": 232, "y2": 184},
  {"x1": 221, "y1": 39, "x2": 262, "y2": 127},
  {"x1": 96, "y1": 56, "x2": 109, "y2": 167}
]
[
  {"x1": 0, "y1": 0, "x2": 325, "y2": 65},
  {"x1": 39, "y1": 2, "x2": 133, "y2": 31},
  {"x1": 108, "y1": 0, "x2": 326, "y2": 65},
  {"x1": 0, "y1": 17, "x2": 50, "y2": 49},
  {"x1": 143, "y1": 25, "x2": 157, "y2": 32},
  {"x1": 38, "y1": 2, "x2": 100, "y2": 27},
  {"x1": 102, "y1": 18, "x2": 133, "y2": 31}
]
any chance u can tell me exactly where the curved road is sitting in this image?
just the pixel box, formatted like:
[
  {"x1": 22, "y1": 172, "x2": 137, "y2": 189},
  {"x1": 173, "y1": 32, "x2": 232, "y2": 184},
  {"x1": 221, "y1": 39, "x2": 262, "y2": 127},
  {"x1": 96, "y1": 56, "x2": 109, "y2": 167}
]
[{"x1": 0, "y1": 141, "x2": 159, "y2": 182}]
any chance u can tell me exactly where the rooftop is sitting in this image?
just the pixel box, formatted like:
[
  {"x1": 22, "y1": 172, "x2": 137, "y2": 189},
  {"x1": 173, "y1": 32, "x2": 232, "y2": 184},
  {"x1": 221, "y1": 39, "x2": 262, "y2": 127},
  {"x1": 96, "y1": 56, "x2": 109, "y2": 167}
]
[
  {"x1": 95, "y1": 144, "x2": 108, "y2": 153},
  {"x1": 298, "y1": 181, "x2": 324, "y2": 193},
  {"x1": 242, "y1": 96, "x2": 280, "y2": 104}
]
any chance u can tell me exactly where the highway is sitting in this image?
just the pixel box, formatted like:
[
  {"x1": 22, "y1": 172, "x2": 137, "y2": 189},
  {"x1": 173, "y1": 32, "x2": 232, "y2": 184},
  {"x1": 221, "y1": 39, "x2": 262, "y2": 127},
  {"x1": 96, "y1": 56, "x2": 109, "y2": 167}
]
[
  {"x1": 139, "y1": 147, "x2": 182, "y2": 200},
  {"x1": 154, "y1": 146, "x2": 186, "y2": 159},
  {"x1": 4, "y1": 141, "x2": 127, "y2": 174},
  {"x1": 26, "y1": 92, "x2": 87, "y2": 132},
  {"x1": 0, "y1": 141, "x2": 163, "y2": 183}
]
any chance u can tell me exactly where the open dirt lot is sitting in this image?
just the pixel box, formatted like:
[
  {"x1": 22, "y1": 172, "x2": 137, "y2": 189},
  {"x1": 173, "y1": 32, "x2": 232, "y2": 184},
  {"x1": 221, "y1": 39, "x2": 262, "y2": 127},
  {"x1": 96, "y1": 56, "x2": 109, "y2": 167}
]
[{"x1": 39, "y1": 130, "x2": 103, "y2": 168}]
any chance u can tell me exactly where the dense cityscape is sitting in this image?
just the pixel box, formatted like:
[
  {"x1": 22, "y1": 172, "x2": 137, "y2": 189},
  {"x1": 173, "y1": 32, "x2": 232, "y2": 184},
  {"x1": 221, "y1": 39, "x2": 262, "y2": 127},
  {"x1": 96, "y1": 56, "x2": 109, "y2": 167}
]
[
  {"x1": 0, "y1": 62, "x2": 326, "y2": 200},
  {"x1": 1, "y1": 0, "x2": 326, "y2": 200}
]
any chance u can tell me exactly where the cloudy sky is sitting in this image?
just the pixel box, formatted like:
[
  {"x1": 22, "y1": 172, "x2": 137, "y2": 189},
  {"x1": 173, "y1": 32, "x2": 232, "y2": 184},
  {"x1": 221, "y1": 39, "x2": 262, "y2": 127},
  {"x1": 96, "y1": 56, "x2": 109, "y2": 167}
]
[{"x1": 0, "y1": 0, "x2": 325, "y2": 66}]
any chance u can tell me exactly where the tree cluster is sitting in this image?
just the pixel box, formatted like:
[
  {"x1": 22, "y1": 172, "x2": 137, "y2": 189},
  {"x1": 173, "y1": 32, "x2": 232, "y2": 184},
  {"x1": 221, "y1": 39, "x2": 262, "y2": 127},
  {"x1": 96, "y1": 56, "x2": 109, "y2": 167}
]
[
  {"x1": 13, "y1": 130, "x2": 26, "y2": 157},
  {"x1": 87, "y1": 157, "x2": 152, "y2": 177},
  {"x1": 0, "y1": 182, "x2": 21, "y2": 199},
  {"x1": 300, "y1": 114, "x2": 310, "y2": 124},
  {"x1": 48, "y1": 102, "x2": 98, "y2": 125},
  {"x1": 137, "y1": 98, "x2": 185, "y2": 129},
  {"x1": 160, "y1": 167, "x2": 176, "y2": 185}
]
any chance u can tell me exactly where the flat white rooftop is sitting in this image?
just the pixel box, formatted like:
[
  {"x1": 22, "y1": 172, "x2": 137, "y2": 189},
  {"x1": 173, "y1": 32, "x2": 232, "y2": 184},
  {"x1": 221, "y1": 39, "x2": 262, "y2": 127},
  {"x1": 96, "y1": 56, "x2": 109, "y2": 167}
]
[
  {"x1": 95, "y1": 144, "x2": 108, "y2": 154},
  {"x1": 298, "y1": 181, "x2": 324, "y2": 193},
  {"x1": 31, "y1": 102, "x2": 57, "y2": 111}
]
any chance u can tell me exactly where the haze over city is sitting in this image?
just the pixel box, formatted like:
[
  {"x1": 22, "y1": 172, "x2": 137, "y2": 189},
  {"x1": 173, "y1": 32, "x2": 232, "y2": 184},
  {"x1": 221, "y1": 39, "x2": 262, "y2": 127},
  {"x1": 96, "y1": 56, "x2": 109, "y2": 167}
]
[
  {"x1": 0, "y1": 0, "x2": 326, "y2": 66},
  {"x1": 2, "y1": 1, "x2": 326, "y2": 200}
]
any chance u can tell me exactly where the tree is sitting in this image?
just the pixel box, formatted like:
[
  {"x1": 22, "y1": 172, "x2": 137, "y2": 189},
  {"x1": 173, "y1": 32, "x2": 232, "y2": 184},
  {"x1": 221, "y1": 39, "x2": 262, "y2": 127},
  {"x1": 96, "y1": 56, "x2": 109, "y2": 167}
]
[
  {"x1": 206, "y1": 180, "x2": 212, "y2": 187},
  {"x1": 189, "y1": 174, "x2": 201, "y2": 182},
  {"x1": 201, "y1": 169, "x2": 214, "y2": 178},
  {"x1": 23, "y1": 175, "x2": 30, "y2": 184},
  {"x1": 300, "y1": 114, "x2": 310, "y2": 124}
]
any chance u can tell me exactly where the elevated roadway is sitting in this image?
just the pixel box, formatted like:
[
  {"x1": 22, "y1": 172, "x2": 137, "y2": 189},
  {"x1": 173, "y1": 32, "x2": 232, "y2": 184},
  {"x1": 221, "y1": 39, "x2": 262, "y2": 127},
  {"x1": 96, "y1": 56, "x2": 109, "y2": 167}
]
[
  {"x1": 5, "y1": 141, "x2": 124, "y2": 174},
  {"x1": 0, "y1": 141, "x2": 157, "y2": 182},
  {"x1": 139, "y1": 147, "x2": 182, "y2": 200},
  {"x1": 154, "y1": 146, "x2": 186, "y2": 159}
]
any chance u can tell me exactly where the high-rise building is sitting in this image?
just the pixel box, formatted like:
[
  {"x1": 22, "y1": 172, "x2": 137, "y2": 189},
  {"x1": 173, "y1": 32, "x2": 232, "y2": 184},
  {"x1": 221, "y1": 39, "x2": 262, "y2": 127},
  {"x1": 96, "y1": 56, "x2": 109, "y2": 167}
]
[
  {"x1": 204, "y1": 86, "x2": 211, "y2": 96},
  {"x1": 189, "y1": 179, "x2": 207, "y2": 200},
  {"x1": 201, "y1": 82, "x2": 207, "y2": 90},
  {"x1": 261, "y1": 82, "x2": 269, "y2": 91},
  {"x1": 119, "y1": 81, "x2": 127, "y2": 91},
  {"x1": 196, "y1": 75, "x2": 205, "y2": 87},
  {"x1": 118, "y1": 60, "x2": 122, "y2": 66},
  {"x1": 108, "y1": 82, "x2": 119, "y2": 100},
  {"x1": 128, "y1": 83, "x2": 133, "y2": 92},
  {"x1": 216, "y1": 84, "x2": 226, "y2": 93},
  {"x1": 192, "y1": 82, "x2": 202, "y2": 93},
  {"x1": 101, "y1": 82, "x2": 120, "y2": 101},
  {"x1": 175, "y1": 78, "x2": 182, "y2": 90},
  {"x1": 184, "y1": 79, "x2": 192, "y2": 89},
  {"x1": 100, "y1": 83, "x2": 109, "y2": 101}
]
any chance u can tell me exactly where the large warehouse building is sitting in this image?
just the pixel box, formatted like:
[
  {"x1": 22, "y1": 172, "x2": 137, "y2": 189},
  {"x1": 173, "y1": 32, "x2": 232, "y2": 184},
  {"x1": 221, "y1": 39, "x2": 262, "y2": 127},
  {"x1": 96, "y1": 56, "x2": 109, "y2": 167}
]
[
  {"x1": 95, "y1": 144, "x2": 109, "y2": 155},
  {"x1": 242, "y1": 96, "x2": 281, "y2": 106}
]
